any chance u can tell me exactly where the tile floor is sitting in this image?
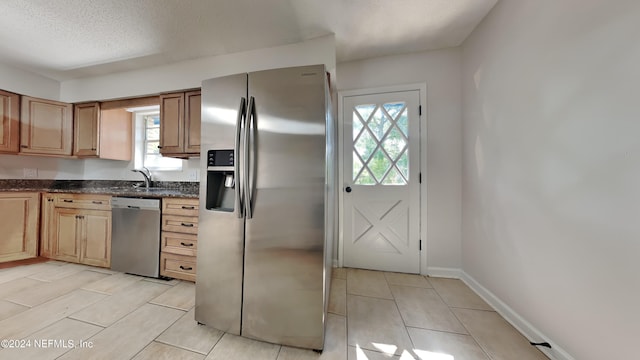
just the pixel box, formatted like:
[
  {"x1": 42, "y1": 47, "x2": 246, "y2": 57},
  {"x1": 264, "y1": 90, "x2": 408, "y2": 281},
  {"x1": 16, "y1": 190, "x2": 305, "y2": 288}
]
[{"x1": 0, "y1": 261, "x2": 549, "y2": 360}]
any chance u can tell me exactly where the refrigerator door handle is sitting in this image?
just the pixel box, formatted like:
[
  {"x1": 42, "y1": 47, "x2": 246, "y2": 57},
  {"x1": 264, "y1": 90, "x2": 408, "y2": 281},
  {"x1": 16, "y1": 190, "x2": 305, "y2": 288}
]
[
  {"x1": 235, "y1": 97, "x2": 247, "y2": 219},
  {"x1": 244, "y1": 96, "x2": 255, "y2": 219}
]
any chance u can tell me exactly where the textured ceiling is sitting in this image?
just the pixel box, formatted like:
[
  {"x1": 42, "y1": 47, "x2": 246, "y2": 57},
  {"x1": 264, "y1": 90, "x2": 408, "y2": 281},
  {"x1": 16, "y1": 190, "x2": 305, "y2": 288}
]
[{"x1": 0, "y1": 0, "x2": 497, "y2": 81}]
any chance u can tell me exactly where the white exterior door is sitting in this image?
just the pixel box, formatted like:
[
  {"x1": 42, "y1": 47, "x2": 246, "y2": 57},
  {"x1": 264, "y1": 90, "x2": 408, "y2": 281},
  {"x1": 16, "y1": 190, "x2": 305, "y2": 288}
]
[{"x1": 342, "y1": 90, "x2": 421, "y2": 273}]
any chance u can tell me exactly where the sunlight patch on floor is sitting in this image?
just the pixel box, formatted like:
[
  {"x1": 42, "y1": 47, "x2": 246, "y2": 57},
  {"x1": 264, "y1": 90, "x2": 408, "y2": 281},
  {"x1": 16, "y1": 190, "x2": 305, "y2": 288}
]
[
  {"x1": 415, "y1": 349, "x2": 455, "y2": 360},
  {"x1": 355, "y1": 343, "x2": 455, "y2": 360},
  {"x1": 371, "y1": 342, "x2": 398, "y2": 355}
]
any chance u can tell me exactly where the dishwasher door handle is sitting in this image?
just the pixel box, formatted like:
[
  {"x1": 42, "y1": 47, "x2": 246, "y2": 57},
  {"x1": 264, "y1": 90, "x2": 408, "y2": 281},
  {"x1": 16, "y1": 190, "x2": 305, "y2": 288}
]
[{"x1": 127, "y1": 205, "x2": 140, "y2": 209}]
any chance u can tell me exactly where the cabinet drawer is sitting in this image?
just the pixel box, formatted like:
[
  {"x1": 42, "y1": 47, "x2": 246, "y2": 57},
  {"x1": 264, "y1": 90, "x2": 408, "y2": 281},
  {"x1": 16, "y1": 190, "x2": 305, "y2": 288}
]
[
  {"x1": 162, "y1": 231, "x2": 197, "y2": 256},
  {"x1": 162, "y1": 215, "x2": 198, "y2": 234},
  {"x1": 54, "y1": 194, "x2": 111, "y2": 210},
  {"x1": 162, "y1": 198, "x2": 199, "y2": 217},
  {"x1": 160, "y1": 252, "x2": 196, "y2": 282}
]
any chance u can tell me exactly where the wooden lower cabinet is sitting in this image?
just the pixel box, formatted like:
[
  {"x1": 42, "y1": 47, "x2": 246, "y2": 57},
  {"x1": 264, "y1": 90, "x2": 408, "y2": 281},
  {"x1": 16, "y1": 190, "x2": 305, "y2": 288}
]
[
  {"x1": 0, "y1": 192, "x2": 39, "y2": 262},
  {"x1": 160, "y1": 252, "x2": 196, "y2": 282},
  {"x1": 40, "y1": 193, "x2": 56, "y2": 257},
  {"x1": 43, "y1": 193, "x2": 111, "y2": 268},
  {"x1": 160, "y1": 197, "x2": 199, "y2": 281},
  {"x1": 52, "y1": 208, "x2": 81, "y2": 263},
  {"x1": 81, "y1": 210, "x2": 111, "y2": 267}
]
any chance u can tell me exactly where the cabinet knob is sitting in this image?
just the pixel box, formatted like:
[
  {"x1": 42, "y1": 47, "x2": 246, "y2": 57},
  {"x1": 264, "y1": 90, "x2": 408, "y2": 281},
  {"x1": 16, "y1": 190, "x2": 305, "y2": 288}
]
[
  {"x1": 179, "y1": 265, "x2": 193, "y2": 271},
  {"x1": 180, "y1": 242, "x2": 194, "y2": 247},
  {"x1": 181, "y1": 206, "x2": 195, "y2": 210},
  {"x1": 21, "y1": 145, "x2": 28, "y2": 148},
  {"x1": 157, "y1": 146, "x2": 163, "y2": 149},
  {"x1": 181, "y1": 223, "x2": 194, "y2": 227}
]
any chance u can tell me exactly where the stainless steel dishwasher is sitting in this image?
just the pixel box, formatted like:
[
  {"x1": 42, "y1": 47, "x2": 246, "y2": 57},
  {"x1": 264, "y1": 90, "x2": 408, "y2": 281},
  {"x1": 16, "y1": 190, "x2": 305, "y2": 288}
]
[{"x1": 111, "y1": 197, "x2": 161, "y2": 278}]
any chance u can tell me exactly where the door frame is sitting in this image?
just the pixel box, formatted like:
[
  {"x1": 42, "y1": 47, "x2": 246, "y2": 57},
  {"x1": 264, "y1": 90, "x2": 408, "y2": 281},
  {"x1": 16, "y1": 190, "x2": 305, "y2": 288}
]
[{"x1": 337, "y1": 83, "x2": 428, "y2": 274}]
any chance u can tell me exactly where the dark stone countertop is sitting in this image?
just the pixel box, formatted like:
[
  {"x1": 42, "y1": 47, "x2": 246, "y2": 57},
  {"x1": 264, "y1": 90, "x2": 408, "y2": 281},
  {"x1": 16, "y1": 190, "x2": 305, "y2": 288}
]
[{"x1": 0, "y1": 180, "x2": 199, "y2": 199}]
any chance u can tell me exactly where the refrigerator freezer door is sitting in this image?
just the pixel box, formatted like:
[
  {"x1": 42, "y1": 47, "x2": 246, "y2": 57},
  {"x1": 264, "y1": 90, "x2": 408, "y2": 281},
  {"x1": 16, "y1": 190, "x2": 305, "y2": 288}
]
[
  {"x1": 242, "y1": 65, "x2": 327, "y2": 349},
  {"x1": 196, "y1": 73, "x2": 247, "y2": 335}
]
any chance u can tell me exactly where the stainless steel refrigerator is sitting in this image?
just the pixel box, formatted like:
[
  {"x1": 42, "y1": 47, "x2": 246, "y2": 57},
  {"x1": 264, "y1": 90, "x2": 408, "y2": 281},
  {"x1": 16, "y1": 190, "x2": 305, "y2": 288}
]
[{"x1": 195, "y1": 65, "x2": 335, "y2": 350}]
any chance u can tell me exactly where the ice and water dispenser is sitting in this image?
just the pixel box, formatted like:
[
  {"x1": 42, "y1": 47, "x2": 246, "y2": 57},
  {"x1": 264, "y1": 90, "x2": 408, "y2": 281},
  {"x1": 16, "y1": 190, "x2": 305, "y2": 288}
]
[{"x1": 206, "y1": 149, "x2": 235, "y2": 212}]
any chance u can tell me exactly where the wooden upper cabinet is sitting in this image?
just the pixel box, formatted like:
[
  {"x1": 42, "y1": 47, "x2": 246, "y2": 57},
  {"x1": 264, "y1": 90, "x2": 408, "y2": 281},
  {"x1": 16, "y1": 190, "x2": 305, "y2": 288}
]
[
  {"x1": 20, "y1": 96, "x2": 73, "y2": 156},
  {"x1": 184, "y1": 90, "x2": 201, "y2": 154},
  {"x1": 74, "y1": 102, "x2": 100, "y2": 157},
  {"x1": 73, "y1": 103, "x2": 131, "y2": 161},
  {"x1": 0, "y1": 90, "x2": 20, "y2": 154},
  {"x1": 159, "y1": 92, "x2": 185, "y2": 155},
  {"x1": 160, "y1": 90, "x2": 200, "y2": 157}
]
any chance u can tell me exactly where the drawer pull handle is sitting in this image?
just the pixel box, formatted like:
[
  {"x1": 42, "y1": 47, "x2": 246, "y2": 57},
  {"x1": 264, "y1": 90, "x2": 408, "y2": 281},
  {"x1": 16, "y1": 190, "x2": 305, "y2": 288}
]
[
  {"x1": 179, "y1": 266, "x2": 193, "y2": 271},
  {"x1": 92, "y1": 201, "x2": 103, "y2": 204},
  {"x1": 181, "y1": 223, "x2": 194, "y2": 227},
  {"x1": 181, "y1": 206, "x2": 195, "y2": 210},
  {"x1": 181, "y1": 242, "x2": 194, "y2": 247},
  {"x1": 63, "y1": 199, "x2": 73, "y2": 203}
]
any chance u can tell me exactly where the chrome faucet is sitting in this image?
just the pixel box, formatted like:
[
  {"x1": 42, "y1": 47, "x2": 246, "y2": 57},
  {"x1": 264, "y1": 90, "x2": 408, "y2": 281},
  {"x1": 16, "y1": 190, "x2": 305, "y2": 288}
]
[{"x1": 131, "y1": 167, "x2": 152, "y2": 188}]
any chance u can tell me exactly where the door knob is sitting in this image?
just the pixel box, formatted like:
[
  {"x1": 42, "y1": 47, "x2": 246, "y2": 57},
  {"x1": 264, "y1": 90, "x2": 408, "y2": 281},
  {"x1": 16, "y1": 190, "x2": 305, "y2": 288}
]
[{"x1": 345, "y1": 186, "x2": 352, "y2": 193}]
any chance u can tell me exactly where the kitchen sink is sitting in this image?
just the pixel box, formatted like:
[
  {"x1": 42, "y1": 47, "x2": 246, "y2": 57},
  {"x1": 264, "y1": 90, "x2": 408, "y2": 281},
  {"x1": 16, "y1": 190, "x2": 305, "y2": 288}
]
[
  {"x1": 98, "y1": 186, "x2": 187, "y2": 195},
  {"x1": 131, "y1": 187, "x2": 170, "y2": 192},
  {"x1": 128, "y1": 187, "x2": 186, "y2": 195}
]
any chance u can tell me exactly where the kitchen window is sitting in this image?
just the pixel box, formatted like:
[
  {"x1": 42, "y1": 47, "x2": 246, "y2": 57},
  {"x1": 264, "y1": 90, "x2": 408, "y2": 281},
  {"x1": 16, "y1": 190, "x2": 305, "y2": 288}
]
[{"x1": 133, "y1": 109, "x2": 182, "y2": 171}]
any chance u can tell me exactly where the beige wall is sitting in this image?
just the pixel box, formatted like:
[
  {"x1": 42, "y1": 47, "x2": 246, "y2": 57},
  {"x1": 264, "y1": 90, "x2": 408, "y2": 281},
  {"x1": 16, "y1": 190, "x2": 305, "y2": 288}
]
[
  {"x1": 461, "y1": 1, "x2": 640, "y2": 359},
  {"x1": 0, "y1": 62, "x2": 59, "y2": 100}
]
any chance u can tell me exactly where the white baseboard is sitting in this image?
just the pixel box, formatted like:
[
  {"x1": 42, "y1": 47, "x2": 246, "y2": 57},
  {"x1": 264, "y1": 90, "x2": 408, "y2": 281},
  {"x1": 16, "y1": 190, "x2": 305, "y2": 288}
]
[
  {"x1": 460, "y1": 272, "x2": 575, "y2": 360},
  {"x1": 424, "y1": 267, "x2": 462, "y2": 278}
]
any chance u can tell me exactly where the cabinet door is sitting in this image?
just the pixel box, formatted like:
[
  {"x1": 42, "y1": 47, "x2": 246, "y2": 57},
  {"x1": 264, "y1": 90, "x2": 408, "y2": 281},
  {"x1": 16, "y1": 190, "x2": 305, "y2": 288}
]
[
  {"x1": 81, "y1": 210, "x2": 111, "y2": 268},
  {"x1": 74, "y1": 102, "x2": 100, "y2": 157},
  {"x1": 0, "y1": 90, "x2": 19, "y2": 154},
  {"x1": 159, "y1": 93, "x2": 184, "y2": 154},
  {"x1": 99, "y1": 108, "x2": 132, "y2": 161},
  {"x1": 40, "y1": 193, "x2": 56, "y2": 258},
  {"x1": 52, "y1": 208, "x2": 81, "y2": 262},
  {"x1": 184, "y1": 90, "x2": 201, "y2": 154},
  {"x1": 20, "y1": 96, "x2": 73, "y2": 156},
  {"x1": 0, "y1": 192, "x2": 38, "y2": 262}
]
